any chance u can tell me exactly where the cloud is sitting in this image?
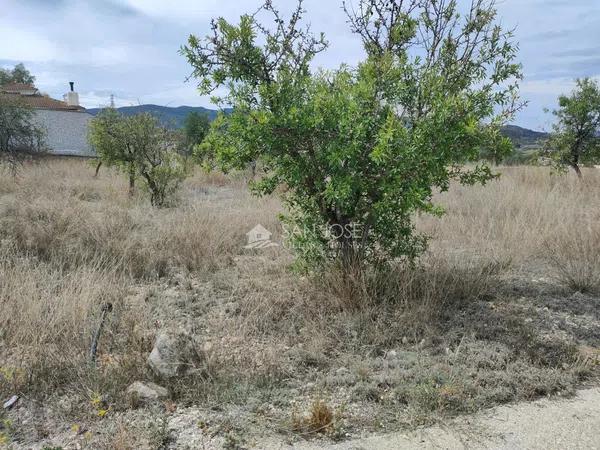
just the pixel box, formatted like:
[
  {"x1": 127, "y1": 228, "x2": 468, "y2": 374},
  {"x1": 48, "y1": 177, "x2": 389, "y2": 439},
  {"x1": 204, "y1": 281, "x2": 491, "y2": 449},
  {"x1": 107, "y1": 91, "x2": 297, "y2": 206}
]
[
  {"x1": 79, "y1": 91, "x2": 139, "y2": 109},
  {"x1": 552, "y1": 47, "x2": 600, "y2": 58},
  {"x1": 526, "y1": 29, "x2": 575, "y2": 42},
  {"x1": 569, "y1": 58, "x2": 600, "y2": 76},
  {"x1": 0, "y1": 26, "x2": 60, "y2": 62},
  {"x1": 112, "y1": 0, "x2": 257, "y2": 23},
  {"x1": 2, "y1": 0, "x2": 600, "y2": 130},
  {"x1": 520, "y1": 78, "x2": 577, "y2": 96}
]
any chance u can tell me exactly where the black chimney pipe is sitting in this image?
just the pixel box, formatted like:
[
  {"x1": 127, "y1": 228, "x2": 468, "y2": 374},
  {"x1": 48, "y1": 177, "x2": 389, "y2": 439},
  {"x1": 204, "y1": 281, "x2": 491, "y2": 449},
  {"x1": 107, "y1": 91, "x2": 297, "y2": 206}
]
[{"x1": 69, "y1": 82, "x2": 74, "y2": 92}]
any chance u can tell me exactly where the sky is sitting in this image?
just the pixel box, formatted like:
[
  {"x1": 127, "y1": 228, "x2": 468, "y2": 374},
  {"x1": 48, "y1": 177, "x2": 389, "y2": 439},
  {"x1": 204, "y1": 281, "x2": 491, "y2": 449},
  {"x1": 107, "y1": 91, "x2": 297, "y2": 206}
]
[{"x1": 1, "y1": 0, "x2": 600, "y2": 130}]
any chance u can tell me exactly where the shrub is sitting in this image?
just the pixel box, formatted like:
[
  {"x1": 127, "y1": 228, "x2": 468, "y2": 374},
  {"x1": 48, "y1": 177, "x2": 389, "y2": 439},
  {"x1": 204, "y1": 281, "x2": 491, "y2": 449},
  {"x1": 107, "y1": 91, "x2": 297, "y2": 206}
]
[
  {"x1": 0, "y1": 94, "x2": 45, "y2": 173},
  {"x1": 89, "y1": 110, "x2": 189, "y2": 206},
  {"x1": 545, "y1": 78, "x2": 600, "y2": 178},
  {"x1": 182, "y1": 0, "x2": 521, "y2": 269},
  {"x1": 291, "y1": 399, "x2": 335, "y2": 435}
]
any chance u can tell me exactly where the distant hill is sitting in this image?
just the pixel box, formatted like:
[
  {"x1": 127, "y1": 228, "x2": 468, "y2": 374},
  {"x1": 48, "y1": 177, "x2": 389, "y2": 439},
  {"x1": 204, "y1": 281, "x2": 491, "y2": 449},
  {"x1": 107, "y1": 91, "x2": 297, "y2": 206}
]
[
  {"x1": 87, "y1": 106, "x2": 549, "y2": 146},
  {"x1": 501, "y1": 125, "x2": 548, "y2": 147},
  {"x1": 86, "y1": 104, "x2": 227, "y2": 128}
]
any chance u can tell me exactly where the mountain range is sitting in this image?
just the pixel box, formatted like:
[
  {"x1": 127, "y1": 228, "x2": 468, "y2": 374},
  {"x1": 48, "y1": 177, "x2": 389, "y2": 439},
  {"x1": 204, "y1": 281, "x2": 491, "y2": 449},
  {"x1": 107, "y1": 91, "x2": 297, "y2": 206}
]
[
  {"x1": 500, "y1": 125, "x2": 548, "y2": 147},
  {"x1": 87, "y1": 104, "x2": 548, "y2": 146},
  {"x1": 86, "y1": 105, "x2": 224, "y2": 128}
]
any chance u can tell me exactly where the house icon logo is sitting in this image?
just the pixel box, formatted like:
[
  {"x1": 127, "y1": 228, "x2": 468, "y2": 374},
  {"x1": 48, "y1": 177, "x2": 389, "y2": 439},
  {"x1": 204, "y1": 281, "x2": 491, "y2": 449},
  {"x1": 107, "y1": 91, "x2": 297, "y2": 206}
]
[{"x1": 244, "y1": 224, "x2": 279, "y2": 249}]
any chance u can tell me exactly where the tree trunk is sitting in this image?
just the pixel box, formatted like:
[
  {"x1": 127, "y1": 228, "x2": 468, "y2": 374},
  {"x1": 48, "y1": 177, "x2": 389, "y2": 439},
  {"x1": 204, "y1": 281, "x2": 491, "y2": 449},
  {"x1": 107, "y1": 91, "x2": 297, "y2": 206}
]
[
  {"x1": 128, "y1": 163, "x2": 135, "y2": 196},
  {"x1": 571, "y1": 146, "x2": 583, "y2": 179},
  {"x1": 339, "y1": 240, "x2": 359, "y2": 269},
  {"x1": 332, "y1": 221, "x2": 361, "y2": 270},
  {"x1": 94, "y1": 161, "x2": 102, "y2": 177}
]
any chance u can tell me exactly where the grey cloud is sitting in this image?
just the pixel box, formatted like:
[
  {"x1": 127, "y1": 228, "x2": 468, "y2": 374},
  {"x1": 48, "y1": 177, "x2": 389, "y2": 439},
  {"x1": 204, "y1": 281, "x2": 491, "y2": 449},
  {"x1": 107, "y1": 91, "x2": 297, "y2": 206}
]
[
  {"x1": 2, "y1": 0, "x2": 599, "y2": 129},
  {"x1": 552, "y1": 47, "x2": 600, "y2": 58},
  {"x1": 526, "y1": 29, "x2": 576, "y2": 42},
  {"x1": 570, "y1": 57, "x2": 600, "y2": 76}
]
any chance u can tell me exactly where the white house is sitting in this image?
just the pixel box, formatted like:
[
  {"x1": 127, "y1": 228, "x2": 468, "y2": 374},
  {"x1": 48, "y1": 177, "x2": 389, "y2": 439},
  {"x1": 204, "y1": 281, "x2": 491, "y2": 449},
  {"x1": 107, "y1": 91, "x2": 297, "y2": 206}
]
[{"x1": 0, "y1": 82, "x2": 95, "y2": 156}]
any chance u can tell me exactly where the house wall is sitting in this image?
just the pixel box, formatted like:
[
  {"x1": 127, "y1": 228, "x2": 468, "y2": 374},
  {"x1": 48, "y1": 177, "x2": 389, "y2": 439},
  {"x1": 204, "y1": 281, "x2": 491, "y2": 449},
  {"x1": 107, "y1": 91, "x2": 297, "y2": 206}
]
[{"x1": 34, "y1": 109, "x2": 96, "y2": 156}]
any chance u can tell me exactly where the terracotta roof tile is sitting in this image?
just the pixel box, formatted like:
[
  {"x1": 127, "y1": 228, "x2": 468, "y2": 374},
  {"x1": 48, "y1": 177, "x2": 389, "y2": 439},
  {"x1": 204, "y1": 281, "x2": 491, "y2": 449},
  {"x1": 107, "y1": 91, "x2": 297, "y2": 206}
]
[
  {"x1": 0, "y1": 92, "x2": 86, "y2": 111},
  {"x1": 0, "y1": 82, "x2": 37, "y2": 93}
]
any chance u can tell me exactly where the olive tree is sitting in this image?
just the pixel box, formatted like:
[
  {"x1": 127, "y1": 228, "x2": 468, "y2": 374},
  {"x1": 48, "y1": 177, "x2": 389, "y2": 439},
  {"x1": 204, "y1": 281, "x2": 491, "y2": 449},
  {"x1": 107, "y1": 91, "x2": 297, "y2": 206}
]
[
  {"x1": 183, "y1": 111, "x2": 210, "y2": 156},
  {"x1": 88, "y1": 110, "x2": 188, "y2": 206},
  {"x1": 0, "y1": 63, "x2": 35, "y2": 85},
  {"x1": 88, "y1": 108, "x2": 138, "y2": 193},
  {"x1": 546, "y1": 78, "x2": 600, "y2": 178},
  {"x1": 0, "y1": 95, "x2": 45, "y2": 173},
  {"x1": 182, "y1": 0, "x2": 522, "y2": 268}
]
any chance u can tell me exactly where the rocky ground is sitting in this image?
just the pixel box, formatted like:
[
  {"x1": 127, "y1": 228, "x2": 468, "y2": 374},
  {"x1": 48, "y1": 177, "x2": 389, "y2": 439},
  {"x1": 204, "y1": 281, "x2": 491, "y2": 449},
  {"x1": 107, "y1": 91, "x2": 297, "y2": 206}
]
[
  {"x1": 263, "y1": 387, "x2": 600, "y2": 450},
  {"x1": 2, "y1": 261, "x2": 599, "y2": 449},
  {"x1": 2, "y1": 163, "x2": 600, "y2": 449}
]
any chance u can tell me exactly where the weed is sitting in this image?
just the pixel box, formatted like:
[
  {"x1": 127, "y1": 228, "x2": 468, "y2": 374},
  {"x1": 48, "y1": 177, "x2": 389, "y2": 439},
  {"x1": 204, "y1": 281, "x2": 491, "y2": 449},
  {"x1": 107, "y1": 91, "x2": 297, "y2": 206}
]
[{"x1": 291, "y1": 399, "x2": 335, "y2": 435}]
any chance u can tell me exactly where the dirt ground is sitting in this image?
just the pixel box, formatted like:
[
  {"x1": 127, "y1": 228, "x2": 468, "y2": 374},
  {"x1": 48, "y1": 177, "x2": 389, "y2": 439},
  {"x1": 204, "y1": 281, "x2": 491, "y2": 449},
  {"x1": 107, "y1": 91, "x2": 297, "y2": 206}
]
[
  {"x1": 3, "y1": 263, "x2": 599, "y2": 449},
  {"x1": 1, "y1": 161, "x2": 600, "y2": 449},
  {"x1": 6, "y1": 385, "x2": 600, "y2": 449},
  {"x1": 264, "y1": 387, "x2": 600, "y2": 450}
]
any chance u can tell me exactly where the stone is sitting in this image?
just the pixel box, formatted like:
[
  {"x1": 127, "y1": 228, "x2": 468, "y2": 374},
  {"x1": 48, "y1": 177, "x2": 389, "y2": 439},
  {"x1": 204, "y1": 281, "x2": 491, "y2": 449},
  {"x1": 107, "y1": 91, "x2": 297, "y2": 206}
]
[
  {"x1": 3, "y1": 395, "x2": 18, "y2": 410},
  {"x1": 147, "y1": 332, "x2": 202, "y2": 379},
  {"x1": 336, "y1": 367, "x2": 350, "y2": 376},
  {"x1": 126, "y1": 381, "x2": 168, "y2": 403},
  {"x1": 386, "y1": 350, "x2": 398, "y2": 359}
]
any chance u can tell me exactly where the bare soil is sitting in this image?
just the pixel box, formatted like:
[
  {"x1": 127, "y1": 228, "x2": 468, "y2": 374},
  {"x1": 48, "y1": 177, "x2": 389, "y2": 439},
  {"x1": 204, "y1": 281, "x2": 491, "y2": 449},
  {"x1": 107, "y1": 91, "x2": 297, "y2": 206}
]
[{"x1": 1, "y1": 161, "x2": 599, "y2": 449}]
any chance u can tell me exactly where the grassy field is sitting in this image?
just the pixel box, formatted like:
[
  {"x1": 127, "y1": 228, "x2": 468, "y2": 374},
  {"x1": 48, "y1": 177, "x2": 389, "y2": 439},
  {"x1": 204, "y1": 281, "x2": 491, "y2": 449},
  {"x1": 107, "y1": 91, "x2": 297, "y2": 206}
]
[{"x1": 1, "y1": 158, "x2": 599, "y2": 448}]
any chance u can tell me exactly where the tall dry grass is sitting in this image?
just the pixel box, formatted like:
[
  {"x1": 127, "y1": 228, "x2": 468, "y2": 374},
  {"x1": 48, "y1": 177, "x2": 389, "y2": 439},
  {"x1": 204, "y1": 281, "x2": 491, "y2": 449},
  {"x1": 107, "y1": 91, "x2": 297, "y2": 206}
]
[
  {"x1": 421, "y1": 166, "x2": 600, "y2": 286},
  {"x1": 0, "y1": 158, "x2": 599, "y2": 408},
  {"x1": 0, "y1": 251, "x2": 148, "y2": 398},
  {"x1": 0, "y1": 159, "x2": 281, "y2": 400}
]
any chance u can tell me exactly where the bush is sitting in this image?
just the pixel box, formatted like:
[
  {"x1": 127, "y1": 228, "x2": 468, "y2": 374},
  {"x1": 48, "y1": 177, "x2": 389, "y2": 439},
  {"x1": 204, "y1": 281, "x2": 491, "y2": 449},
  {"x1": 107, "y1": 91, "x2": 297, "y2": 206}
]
[
  {"x1": 89, "y1": 110, "x2": 189, "y2": 206},
  {"x1": 545, "y1": 228, "x2": 600, "y2": 294},
  {"x1": 0, "y1": 94, "x2": 46, "y2": 173},
  {"x1": 183, "y1": 0, "x2": 521, "y2": 269}
]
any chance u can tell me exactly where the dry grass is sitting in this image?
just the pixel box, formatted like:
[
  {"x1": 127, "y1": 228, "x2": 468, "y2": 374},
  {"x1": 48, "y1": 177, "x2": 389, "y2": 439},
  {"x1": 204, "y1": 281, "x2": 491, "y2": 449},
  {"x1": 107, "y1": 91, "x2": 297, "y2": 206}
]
[
  {"x1": 421, "y1": 166, "x2": 600, "y2": 270},
  {"x1": 544, "y1": 225, "x2": 600, "y2": 294},
  {"x1": 0, "y1": 252, "x2": 146, "y2": 397},
  {"x1": 1, "y1": 159, "x2": 599, "y2": 446},
  {"x1": 0, "y1": 159, "x2": 278, "y2": 403},
  {"x1": 291, "y1": 399, "x2": 336, "y2": 435}
]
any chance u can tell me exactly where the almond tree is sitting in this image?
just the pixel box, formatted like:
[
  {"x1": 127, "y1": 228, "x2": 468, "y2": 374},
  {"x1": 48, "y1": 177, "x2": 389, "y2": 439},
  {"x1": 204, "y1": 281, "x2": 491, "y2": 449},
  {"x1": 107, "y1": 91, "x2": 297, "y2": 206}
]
[
  {"x1": 547, "y1": 78, "x2": 600, "y2": 178},
  {"x1": 89, "y1": 110, "x2": 188, "y2": 206},
  {"x1": 0, "y1": 95, "x2": 45, "y2": 174},
  {"x1": 182, "y1": 0, "x2": 522, "y2": 269}
]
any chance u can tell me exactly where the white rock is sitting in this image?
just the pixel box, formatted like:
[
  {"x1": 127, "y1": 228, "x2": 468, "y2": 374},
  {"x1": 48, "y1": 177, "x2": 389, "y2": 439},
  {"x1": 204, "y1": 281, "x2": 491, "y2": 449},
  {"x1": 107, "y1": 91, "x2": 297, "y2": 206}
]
[
  {"x1": 126, "y1": 381, "x2": 168, "y2": 403},
  {"x1": 148, "y1": 332, "x2": 202, "y2": 379},
  {"x1": 3, "y1": 395, "x2": 18, "y2": 409}
]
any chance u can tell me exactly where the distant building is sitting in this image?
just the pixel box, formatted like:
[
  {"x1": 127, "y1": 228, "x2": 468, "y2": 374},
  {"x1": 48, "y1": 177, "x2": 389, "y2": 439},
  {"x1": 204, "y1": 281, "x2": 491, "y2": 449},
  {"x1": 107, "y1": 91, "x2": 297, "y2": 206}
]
[{"x1": 0, "y1": 82, "x2": 95, "y2": 156}]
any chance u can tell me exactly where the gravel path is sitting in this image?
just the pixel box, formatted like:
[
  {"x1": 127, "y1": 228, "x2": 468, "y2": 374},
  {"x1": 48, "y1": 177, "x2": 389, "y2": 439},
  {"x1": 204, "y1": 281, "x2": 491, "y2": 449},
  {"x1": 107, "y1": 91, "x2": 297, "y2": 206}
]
[{"x1": 261, "y1": 388, "x2": 600, "y2": 450}]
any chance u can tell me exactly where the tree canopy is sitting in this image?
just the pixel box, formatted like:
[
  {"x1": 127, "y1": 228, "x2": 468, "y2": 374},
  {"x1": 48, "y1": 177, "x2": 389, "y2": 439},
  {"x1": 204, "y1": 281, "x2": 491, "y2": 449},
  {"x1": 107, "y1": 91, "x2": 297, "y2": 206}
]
[
  {"x1": 0, "y1": 95, "x2": 45, "y2": 172},
  {"x1": 0, "y1": 63, "x2": 36, "y2": 85},
  {"x1": 546, "y1": 78, "x2": 600, "y2": 177},
  {"x1": 88, "y1": 110, "x2": 188, "y2": 206},
  {"x1": 182, "y1": 0, "x2": 522, "y2": 268},
  {"x1": 183, "y1": 111, "x2": 210, "y2": 155}
]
